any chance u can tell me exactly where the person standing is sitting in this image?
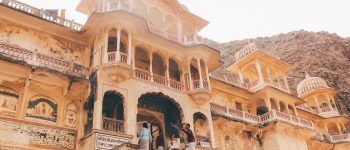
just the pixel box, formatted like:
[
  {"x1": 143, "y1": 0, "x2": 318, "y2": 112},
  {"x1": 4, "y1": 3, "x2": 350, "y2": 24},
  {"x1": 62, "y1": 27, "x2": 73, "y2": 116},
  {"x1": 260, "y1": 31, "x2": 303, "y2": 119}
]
[
  {"x1": 156, "y1": 132, "x2": 164, "y2": 150},
  {"x1": 169, "y1": 121, "x2": 180, "y2": 149},
  {"x1": 139, "y1": 122, "x2": 152, "y2": 150},
  {"x1": 181, "y1": 123, "x2": 196, "y2": 150}
]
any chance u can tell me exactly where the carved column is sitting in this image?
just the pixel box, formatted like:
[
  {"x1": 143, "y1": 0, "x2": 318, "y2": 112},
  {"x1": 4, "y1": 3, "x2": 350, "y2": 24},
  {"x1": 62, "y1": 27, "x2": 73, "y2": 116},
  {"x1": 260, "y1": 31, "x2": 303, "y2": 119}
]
[
  {"x1": 188, "y1": 59, "x2": 193, "y2": 90},
  {"x1": 116, "y1": 28, "x2": 121, "y2": 62},
  {"x1": 128, "y1": 31, "x2": 132, "y2": 65},
  {"x1": 313, "y1": 96, "x2": 320, "y2": 110},
  {"x1": 205, "y1": 62, "x2": 211, "y2": 91},
  {"x1": 255, "y1": 60, "x2": 264, "y2": 84},
  {"x1": 197, "y1": 58, "x2": 204, "y2": 88},
  {"x1": 149, "y1": 53, "x2": 153, "y2": 81},
  {"x1": 238, "y1": 70, "x2": 244, "y2": 84},
  {"x1": 93, "y1": 74, "x2": 103, "y2": 130},
  {"x1": 165, "y1": 57, "x2": 170, "y2": 86},
  {"x1": 326, "y1": 94, "x2": 334, "y2": 111}
]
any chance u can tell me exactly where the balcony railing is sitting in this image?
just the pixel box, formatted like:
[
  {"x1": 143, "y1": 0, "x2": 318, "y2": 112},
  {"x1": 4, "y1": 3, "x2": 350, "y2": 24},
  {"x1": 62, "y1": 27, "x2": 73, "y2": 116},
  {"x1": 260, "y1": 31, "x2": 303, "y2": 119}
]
[
  {"x1": 192, "y1": 80, "x2": 210, "y2": 91},
  {"x1": 234, "y1": 45, "x2": 280, "y2": 62},
  {"x1": 260, "y1": 110, "x2": 314, "y2": 130},
  {"x1": 106, "y1": 51, "x2": 128, "y2": 64},
  {"x1": 102, "y1": 117, "x2": 125, "y2": 133},
  {"x1": 242, "y1": 79, "x2": 290, "y2": 93},
  {"x1": 320, "y1": 107, "x2": 331, "y2": 113},
  {"x1": 0, "y1": 0, "x2": 83, "y2": 31},
  {"x1": 153, "y1": 73, "x2": 167, "y2": 86},
  {"x1": 211, "y1": 103, "x2": 315, "y2": 130},
  {"x1": 210, "y1": 103, "x2": 260, "y2": 124},
  {"x1": 0, "y1": 42, "x2": 90, "y2": 78},
  {"x1": 196, "y1": 135, "x2": 211, "y2": 147},
  {"x1": 328, "y1": 134, "x2": 350, "y2": 143},
  {"x1": 134, "y1": 68, "x2": 184, "y2": 91}
]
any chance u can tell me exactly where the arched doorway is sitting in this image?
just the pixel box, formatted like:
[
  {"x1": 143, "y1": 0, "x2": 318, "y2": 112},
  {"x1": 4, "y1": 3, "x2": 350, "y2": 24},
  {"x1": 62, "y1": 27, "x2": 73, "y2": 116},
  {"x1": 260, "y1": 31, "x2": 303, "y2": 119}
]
[
  {"x1": 256, "y1": 106, "x2": 268, "y2": 115},
  {"x1": 137, "y1": 92, "x2": 183, "y2": 149},
  {"x1": 102, "y1": 91, "x2": 125, "y2": 133},
  {"x1": 193, "y1": 112, "x2": 211, "y2": 147}
]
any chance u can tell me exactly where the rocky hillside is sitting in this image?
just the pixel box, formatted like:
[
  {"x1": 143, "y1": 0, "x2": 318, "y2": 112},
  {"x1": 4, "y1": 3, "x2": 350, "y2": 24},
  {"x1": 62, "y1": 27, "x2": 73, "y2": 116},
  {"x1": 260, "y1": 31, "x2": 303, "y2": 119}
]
[{"x1": 207, "y1": 30, "x2": 350, "y2": 114}]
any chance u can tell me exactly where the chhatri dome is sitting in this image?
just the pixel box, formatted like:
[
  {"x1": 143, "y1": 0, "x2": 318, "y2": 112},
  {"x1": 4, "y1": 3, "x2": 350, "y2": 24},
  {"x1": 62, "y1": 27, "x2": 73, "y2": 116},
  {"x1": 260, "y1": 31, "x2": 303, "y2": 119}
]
[{"x1": 297, "y1": 73, "x2": 332, "y2": 97}]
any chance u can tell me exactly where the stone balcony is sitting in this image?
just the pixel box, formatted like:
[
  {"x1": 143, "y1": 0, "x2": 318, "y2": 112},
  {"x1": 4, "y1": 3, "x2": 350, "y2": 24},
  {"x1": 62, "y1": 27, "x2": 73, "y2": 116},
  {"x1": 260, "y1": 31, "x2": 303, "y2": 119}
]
[
  {"x1": 188, "y1": 80, "x2": 211, "y2": 105},
  {"x1": 0, "y1": 42, "x2": 90, "y2": 78},
  {"x1": 260, "y1": 110, "x2": 315, "y2": 130},
  {"x1": 312, "y1": 133, "x2": 350, "y2": 144},
  {"x1": 0, "y1": 0, "x2": 83, "y2": 31},
  {"x1": 134, "y1": 68, "x2": 185, "y2": 91},
  {"x1": 242, "y1": 79, "x2": 290, "y2": 93},
  {"x1": 210, "y1": 103, "x2": 315, "y2": 130},
  {"x1": 327, "y1": 134, "x2": 350, "y2": 143},
  {"x1": 234, "y1": 43, "x2": 280, "y2": 62},
  {"x1": 102, "y1": 117, "x2": 125, "y2": 133},
  {"x1": 296, "y1": 106, "x2": 341, "y2": 118},
  {"x1": 210, "y1": 103, "x2": 260, "y2": 124},
  {"x1": 101, "y1": 51, "x2": 133, "y2": 83}
]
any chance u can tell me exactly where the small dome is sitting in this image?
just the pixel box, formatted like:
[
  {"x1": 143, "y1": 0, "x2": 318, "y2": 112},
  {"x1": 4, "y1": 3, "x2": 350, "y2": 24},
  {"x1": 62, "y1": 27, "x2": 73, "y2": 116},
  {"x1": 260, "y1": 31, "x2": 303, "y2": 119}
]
[{"x1": 297, "y1": 73, "x2": 330, "y2": 97}]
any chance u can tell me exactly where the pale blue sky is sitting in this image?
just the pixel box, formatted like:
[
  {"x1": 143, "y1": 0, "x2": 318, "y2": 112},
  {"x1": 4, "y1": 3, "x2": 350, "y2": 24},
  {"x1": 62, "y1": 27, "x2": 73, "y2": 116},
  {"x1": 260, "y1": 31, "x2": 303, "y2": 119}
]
[{"x1": 20, "y1": 0, "x2": 350, "y2": 42}]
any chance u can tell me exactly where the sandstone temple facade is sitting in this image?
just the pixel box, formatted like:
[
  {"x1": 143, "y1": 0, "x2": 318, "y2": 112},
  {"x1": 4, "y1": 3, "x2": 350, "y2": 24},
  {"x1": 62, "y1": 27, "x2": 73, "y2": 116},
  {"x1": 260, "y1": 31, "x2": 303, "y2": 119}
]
[{"x1": 0, "y1": 0, "x2": 349, "y2": 149}]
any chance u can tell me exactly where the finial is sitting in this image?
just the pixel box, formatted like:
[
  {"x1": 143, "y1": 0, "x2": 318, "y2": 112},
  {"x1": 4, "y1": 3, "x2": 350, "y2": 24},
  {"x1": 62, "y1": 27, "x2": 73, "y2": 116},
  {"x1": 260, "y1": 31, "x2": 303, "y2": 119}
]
[{"x1": 305, "y1": 72, "x2": 310, "y2": 78}]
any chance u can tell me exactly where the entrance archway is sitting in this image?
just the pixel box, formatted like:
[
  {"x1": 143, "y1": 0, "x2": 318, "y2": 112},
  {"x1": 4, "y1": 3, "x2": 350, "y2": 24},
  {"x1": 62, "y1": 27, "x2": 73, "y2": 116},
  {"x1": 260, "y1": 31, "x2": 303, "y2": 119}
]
[{"x1": 137, "y1": 92, "x2": 183, "y2": 149}]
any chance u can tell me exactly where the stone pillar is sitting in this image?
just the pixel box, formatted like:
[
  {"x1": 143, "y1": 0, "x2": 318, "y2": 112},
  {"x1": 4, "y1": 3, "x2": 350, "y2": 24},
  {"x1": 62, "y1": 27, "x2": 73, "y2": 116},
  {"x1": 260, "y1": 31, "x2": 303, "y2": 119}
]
[
  {"x1": 116, "y1": 28, "x2": 121, "y2": 62},
  {"x1": 188, "y1": 60, "x2": 193, "y2": 90},
  {"x1": 93, "y1": 75, "x2": 103, "y2": 130},
  {"x1": 149, "y1": 53, "x2": 153, "y2": 81},
  {"x1": 283, "y1": 74, "x2": 290, "y2": 92},
  {"x1": 264, "y1": 98, "x2": 272, "y2": 111},
  {"x1": 276, "y1": 101, "x2": 281, "y2": 111},
  {"x1": 197, "y1": 58, "x2": 204, "y2": 88},
  {"x1": 313, "y1": 96, "x2": 320, "y2": 109},
  {"x1": 255, "y1": 60, "x2": 264, "y2": 84},
  {"x1": 267, "y1": 67, "x2": 272, "y2": 82},
  {"x1": 326, "y1": 94, "x2": 334, "y2": 111},
  {"x1": 336, "y1": 123, "x2": 342, "y2": 134},
  {"x1": 19, "y1": 73, "x2": 32, "y2": 118},
  {"x1": 125, "y1": 92, "x2": 138, "y2": 143},
  {"x1": 238, "y1": 70, "x2": 244, "y2": 84},
  {"x1": 127, "y1": 31, "x2": 132, "y2": 65},
  {"x1": 165, "y1": 58, "x2": 170, "y2": 86},
  {"x1": 207, "y1": 112, "x2": 216, "y2": 148},
  {"x1": 205, "y1": 62, "x2": 211, "y2": 91},
  {"x1": 132, "y1": 46, "x2": 136, "y2": 70},
  {"x1": 293, "y1": 106, "x2": 299, "y2": 116}
]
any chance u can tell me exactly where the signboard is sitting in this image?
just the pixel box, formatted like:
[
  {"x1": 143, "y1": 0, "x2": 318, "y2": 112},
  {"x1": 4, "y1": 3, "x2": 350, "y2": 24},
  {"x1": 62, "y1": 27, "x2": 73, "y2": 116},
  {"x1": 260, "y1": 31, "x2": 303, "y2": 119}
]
[{"x1": 94, "y1": 133, "x2": 132, "y2": 150}]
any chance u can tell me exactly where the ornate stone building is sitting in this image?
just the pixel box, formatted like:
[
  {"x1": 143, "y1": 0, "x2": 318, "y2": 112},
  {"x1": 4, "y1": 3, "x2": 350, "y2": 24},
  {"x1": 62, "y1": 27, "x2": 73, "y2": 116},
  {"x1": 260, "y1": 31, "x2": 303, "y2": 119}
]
[{"x1": 0, "y1": 0, "x2": 349, "y2": 150}]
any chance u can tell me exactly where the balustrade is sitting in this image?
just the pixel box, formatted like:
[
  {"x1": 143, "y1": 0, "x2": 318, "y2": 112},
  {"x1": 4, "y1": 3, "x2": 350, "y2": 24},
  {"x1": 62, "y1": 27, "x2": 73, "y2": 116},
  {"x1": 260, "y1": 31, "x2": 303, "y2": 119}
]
[
  {"x1": 320, "y1": 107, "x2": 331, "y2": 113},
  {"x1": 210, "y1": 103, "x2": 315, "y2": 130},
  {"x1": 0, "y1": 0, "x2": 83, "y2": 31},
  {"x1": 243, "y1": 79, "x2": 289, "y2": 93},
  {"x1": 153, "y1": 73, "x2": 167, "y2": 86},
  {"x1": 196, "y1": 135, "x2": 211, "y2": 147},
  {"x1": 134, "y1": 68, "x2": 186, "y2": 91},
  {"x1": 102, "y1": 117, "x2": 125, "y2": 133},
  {"x1": 106, "y1": 51, "x2": 128, "y2": 64},
  {"x1": 330, "y1": 134, "x2": 350, "y2": 143},
  {"x1": 0, "y1": 42, "x2": 89, "y2": 78}
]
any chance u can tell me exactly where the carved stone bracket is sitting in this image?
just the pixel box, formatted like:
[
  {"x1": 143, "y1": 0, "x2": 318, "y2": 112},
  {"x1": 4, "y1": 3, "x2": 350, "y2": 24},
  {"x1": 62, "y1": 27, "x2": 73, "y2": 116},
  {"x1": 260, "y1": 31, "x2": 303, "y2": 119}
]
[
  {"x1": 189, "y1": 89, "x2": 212, "y2": 105},
  {"x1": 101, "y1": 63, "x2": 133, "y2": 83}
]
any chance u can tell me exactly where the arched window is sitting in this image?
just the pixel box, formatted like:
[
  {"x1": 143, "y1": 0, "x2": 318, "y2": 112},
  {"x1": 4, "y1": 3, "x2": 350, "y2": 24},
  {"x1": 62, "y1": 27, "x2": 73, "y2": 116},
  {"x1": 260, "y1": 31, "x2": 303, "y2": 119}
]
[
  {"x1": 0, "y1": 87, "x2": 19, "y2": 116},
  {"x1": 26, "y1": 97, "x2": 58, "y2": 123},
  {"x1": 169, "y1": 58, "x2": 181, "y2": 81}
]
